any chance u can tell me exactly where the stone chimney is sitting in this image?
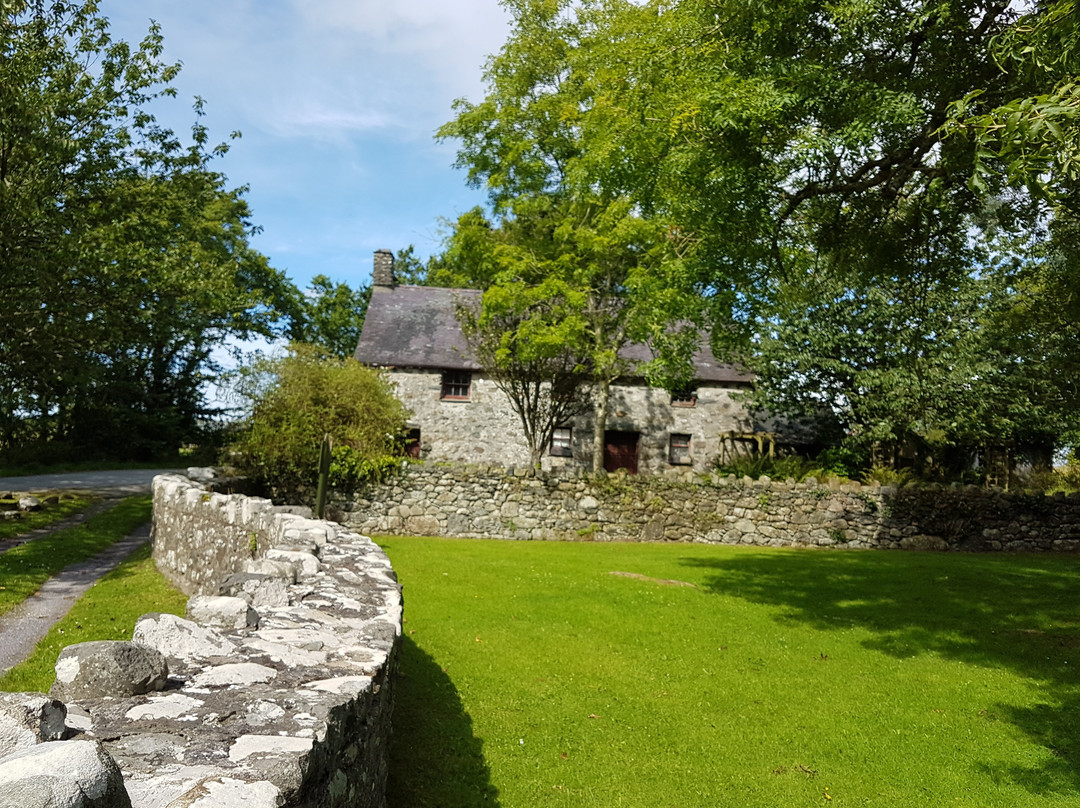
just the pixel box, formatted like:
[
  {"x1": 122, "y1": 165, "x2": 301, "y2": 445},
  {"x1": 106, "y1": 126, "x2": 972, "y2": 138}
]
[{"x1": 372, "y1": 249, "x2": 396, "y2": 289}]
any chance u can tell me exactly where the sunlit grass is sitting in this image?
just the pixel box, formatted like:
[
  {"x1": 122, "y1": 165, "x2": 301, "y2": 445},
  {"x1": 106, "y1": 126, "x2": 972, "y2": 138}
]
[
  {"x1": 0, "y1": 543, "x2": 187, "y2": 692},
  {"x1": 380, "y1": 538, "x2": 1080, "y2": 808},
  {"x1": 0, "y1": 497, "x2": 150, "y2": 616},
  {"x1": 0, "y1": 496, "x2": 94, "y2": 542}
]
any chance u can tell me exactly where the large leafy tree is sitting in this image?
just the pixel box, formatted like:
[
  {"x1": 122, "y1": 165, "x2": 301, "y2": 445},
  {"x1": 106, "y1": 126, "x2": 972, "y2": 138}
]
[
  {"x1": 439, "y1": 3, "x2": 702, "y2": 471},
  {"x1": 457, "y1": 275, "x2": 591, "y2": 468},
  {"x1": 288, "y1": 275, "x2": 371, "y2": 359},
  {"x1": 441, "y1": 0, "x2": 1080, "y2": 462},
  {"x1": 0, "y1": 1, "x2": 297, "y2": 460}
]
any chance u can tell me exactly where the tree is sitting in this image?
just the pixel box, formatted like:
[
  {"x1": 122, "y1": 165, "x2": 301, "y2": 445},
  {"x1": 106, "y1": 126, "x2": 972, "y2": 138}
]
[
  {"x1": 440, "y1": 0, "x2": 1080, "y2": 461},
  {"x1": 228, "y1": 346, "x2": 409, "y2": 502},
  {"x1": 439, "y1": 3, "x2": 702, "y2": 471},
  {"x1": 458, "y1": 276, "x2": 591, "y2": 468},
  {"x1": 288, "y1": 275, "x2": 371, "y2": 359},
  {"x1": 0, "y1": 1, "x2": 297, "y2": 460}
]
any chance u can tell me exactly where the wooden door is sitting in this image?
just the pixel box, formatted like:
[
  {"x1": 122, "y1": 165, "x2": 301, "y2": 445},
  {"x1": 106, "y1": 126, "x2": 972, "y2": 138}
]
[{"x1": 604, "y1": 430, "x2": 639, "y2": 474}]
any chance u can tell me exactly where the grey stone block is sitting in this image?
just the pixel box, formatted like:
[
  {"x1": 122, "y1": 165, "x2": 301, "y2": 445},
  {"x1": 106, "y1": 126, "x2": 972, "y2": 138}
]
[
  {"x1": 186, "y1": 596, "x2": 259, "y2": 630},
  {"x1": 0, "y1": 739, "x2": 131, "y2": 807},
  {"x1": 51, "y1": 642, "x2": 168, "y2": 701},
  {"x1": 0, "y1": 693, "x2": 66, "y2": 758}
]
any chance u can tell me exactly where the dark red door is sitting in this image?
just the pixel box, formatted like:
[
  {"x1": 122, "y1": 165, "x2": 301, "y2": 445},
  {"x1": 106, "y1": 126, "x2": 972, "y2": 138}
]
[{"x1": 604, "y1": 430, "x2": 639, "y2": 474}]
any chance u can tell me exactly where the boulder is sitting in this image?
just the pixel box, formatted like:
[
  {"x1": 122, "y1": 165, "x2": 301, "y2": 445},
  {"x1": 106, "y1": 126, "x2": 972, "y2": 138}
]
[
  {"x1": 133, "y1": 614, "x2": 235, "y2": 662},
  {"x1": 185, "y1": 596, "x2": 259, "y2": 630},
  {"x1": 51, "y1": 642, "x2": 168, "y2": 701},
  {"x1": 17, "y1": 496, "x2": 42, "y2": 512},
  {"x1": 0, "y1": 739, "x2": 131, "y2": 807},
  {"x1": 186, "y1": 467, "x2": 217, "y2": 482},
  {"x1": 0, "y1": 693, "x2": 66, "y2": 758}
]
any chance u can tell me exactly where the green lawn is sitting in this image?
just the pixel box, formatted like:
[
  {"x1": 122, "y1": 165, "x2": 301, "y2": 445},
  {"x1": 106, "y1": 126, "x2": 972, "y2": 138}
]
[
  {"x1": 0, "y1": 496, "x2": 93, "y2": 542},
  {"x1": 0, "y1": 543, "x2": 188, "y2": 692},
  {"x1": 379, "y1": 538, "x2": 1080, "y2": 808},
  {"x1": 0, "y1": 497, "x2": 151, "y2": 617}
]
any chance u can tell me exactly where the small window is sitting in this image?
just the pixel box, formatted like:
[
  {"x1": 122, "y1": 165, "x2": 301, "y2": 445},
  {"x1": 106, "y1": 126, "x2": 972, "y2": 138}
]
[
  {"x1": 441, "y1": 371, "x2": 471, "y2": 400},
  {"x1": 550, "y1": 427, "x2": 573, "y2": 457},
  {"x1": 671, "y1": 388, "x2": 697, "y2": 407},
  {"x1": 669, "y1": 433, "x2": 692, "y2": 465}
]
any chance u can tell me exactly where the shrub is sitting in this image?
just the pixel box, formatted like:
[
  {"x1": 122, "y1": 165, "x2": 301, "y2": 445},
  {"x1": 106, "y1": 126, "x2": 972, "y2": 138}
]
[
  {"x1": 228, "y1": 346, "x2": 409, "y2": 502},
  {"x1": 861, "y1": 465, "x2": 918, "y2": 487}
]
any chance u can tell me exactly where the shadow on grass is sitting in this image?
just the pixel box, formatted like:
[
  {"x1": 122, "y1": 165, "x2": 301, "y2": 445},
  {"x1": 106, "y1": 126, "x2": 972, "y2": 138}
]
[
  {"x1": 388, "y1": 635, "x2": 500, "y2": 807},
  {"x1": 681, "y1": 549, "x2": 1080, "y2": 797}
]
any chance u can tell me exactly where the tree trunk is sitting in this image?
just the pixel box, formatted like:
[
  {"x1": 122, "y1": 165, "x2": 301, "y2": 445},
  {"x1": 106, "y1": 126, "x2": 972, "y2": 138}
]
[{"x1": 592, "y1": 380, "x2": 610, "y2": 474}]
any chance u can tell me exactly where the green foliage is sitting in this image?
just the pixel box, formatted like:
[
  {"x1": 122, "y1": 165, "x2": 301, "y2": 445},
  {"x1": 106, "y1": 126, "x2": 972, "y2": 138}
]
[
  {"x1": 382, "y1": 536, "x2": 1080, "y2": 806},
  {"x1": 440, "y1": 0, "x2": 1080, "y2": 463},
  {"x1": 861, "y1": 465, "x2": 919, "y2": 488},
  {"x1": 228, "y1": 346, "x2": 409, "y2": 502},
  {"x1": 287, "y1": 275, "x2": 371, "y2": 359},
  {"x1": 712, "y1": 452, "x2": 851, "y2": 484},
  {"x1": 0, "y1": 1, "x2": 297, "y2": 463}
]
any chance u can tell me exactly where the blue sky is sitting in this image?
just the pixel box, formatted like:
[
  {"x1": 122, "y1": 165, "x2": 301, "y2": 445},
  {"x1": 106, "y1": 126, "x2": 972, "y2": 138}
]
[{"x1": 106, "y1": 0, "x2": 510, "y2": 294}]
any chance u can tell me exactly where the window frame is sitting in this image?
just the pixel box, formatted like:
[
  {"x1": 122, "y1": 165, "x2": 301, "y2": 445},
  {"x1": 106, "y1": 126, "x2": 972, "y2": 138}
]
[
  {"x1": 440, "y1": 371, "x2": 472, "y2": 401},
  {"x1": 670, "y1": 388, "x2": 697, "y2": 407},
  {"x1": 550, "y1": 426, "x2": 573, "y2": 457},
  {"x1": 669, "y1": 433, "x2": 692, "y2": 465}
]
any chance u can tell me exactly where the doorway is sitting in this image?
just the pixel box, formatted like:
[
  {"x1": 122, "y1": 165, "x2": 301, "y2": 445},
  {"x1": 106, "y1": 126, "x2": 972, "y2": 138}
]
[{"x1": 603, "y1": 430, "x2": 639, "y2": 474}]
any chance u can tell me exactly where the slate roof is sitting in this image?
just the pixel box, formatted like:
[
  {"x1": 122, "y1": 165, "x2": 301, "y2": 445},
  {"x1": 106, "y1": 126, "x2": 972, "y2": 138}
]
[{"x1": 354, "y1": 283, "x2": 751, "y2": 384}]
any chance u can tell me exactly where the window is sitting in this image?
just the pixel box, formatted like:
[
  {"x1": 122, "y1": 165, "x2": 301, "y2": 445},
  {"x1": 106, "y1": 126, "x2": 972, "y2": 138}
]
[
  {"x1": 671, "y1": 388, "x2": 697, "y2": 407},
  {"x1": 550, "y1": 427, "x2": 573, "y2": 457},
  {"x1": 441, "y1": 371, "x2": 471, "y2": 400},
  {"x1": 669, "y1": 433, "x2": 692, "y2": 465}
]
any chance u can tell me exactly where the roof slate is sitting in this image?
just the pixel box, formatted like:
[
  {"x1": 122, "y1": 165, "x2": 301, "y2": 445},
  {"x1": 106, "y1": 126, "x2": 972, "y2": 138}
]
[{"x1": 354, "y1": 283, "x2": 751, "y2": 384}]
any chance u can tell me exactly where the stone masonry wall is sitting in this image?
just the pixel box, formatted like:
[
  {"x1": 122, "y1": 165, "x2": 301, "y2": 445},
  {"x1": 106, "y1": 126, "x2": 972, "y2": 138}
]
[
  {"x1": 33, "y1": 474, "x2": 403, "y2": 808},
  {"x1": 388, "y1": 368, "x2": 755, "y2": 474},
  {"x1": 343, "y1": 462, "x2": 1080, "y2": 552}
]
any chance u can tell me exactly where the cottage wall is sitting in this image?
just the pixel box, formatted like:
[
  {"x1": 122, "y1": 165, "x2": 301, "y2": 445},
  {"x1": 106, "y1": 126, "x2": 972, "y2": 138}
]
[{"x1": 388, "y1": 368, "x2": 754, "y2": 473}]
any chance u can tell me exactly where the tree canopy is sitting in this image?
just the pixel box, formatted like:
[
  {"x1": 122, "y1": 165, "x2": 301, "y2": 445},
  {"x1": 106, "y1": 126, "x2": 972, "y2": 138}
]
[
  {"x1": 0, "y1": 0, "x2": 298, "y2": 462},
  {"x1": 439, "y1": 0, "x2": 1080, "y2": 467}
]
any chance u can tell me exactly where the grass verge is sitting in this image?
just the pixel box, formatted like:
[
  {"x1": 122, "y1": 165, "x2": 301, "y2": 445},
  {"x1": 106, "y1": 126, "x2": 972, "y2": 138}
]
[
  {"x1": 0, "y1": 497, "x2": 151, "y2": 617},
  {"x1": 0, "y1": 496, "x2": 94, "y2": 542},
  {"x1": 379, "y1": 537, "x2": 1080, "y2": 808},
  {"x1": 0, "y1": 543, "x2": 187, "y2": 692}
]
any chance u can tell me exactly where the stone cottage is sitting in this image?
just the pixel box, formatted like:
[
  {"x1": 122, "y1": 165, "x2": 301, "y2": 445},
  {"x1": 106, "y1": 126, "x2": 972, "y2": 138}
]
[{"x1": 354, "y1": 249, "x2": 779, "y2": 474}]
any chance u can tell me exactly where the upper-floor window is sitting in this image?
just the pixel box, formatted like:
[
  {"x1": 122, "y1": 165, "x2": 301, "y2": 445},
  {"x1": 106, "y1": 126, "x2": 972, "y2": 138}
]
[
  {"x1": 671, "y1": 388, "x2": 697, "y2": 407},
  {"x1": 550, "y1": 427, "x2": 573, "y2": 457},
  {"x1": 441, "y1": 371, "x2": 471, "y2": 400},
  {"x1": 669, "y1": 433, "x2": 692, "y2": 465}
]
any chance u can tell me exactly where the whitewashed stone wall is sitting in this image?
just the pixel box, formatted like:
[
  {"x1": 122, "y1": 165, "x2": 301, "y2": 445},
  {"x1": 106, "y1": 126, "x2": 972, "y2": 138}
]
[
  {"x1": 389, "y1": 368, "x2": 754, "y2": 473},
  {"x1": 9, "y1": 474, "x2": 403, "y2": 808}
]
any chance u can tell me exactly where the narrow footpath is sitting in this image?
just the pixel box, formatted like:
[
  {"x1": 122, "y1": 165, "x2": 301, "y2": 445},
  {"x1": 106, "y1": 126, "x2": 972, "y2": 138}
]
[
  {"x1": 0, "y1": 523, "x2": 152, "y2": 675},
  {"x1": 0, "y1": 469, "x2": 168, "y2": 676}
]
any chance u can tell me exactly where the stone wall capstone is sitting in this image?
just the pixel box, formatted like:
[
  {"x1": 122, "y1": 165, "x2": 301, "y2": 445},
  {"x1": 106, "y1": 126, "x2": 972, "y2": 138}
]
[
  {"x1": 342, "y1": 462, "x2": 1080, "y2": 552},
  {"x1": 0, "y1": 473, "x2": 403, "y2": 808}
]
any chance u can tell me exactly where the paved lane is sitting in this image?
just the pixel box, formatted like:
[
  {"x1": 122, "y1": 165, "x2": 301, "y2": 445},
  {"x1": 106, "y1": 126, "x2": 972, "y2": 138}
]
[{"x1": 0, "y1": 469, "x2": 182, "y2": 495}]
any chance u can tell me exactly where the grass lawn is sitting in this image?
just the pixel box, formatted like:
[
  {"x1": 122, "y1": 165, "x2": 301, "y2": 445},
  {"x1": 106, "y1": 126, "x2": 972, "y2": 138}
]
[
  {"x1": 379, "y1": 537, "x2": 1080, "y2": 808},
  {"x1": 0, "y1": 496, "x2": 94, "y2": 542},
  {"x1": 0, "y1": 497, "x2": 151, "y2": 617},
  {"x1": 0, "y1": 543, "x2": 188, "y2": 692}
]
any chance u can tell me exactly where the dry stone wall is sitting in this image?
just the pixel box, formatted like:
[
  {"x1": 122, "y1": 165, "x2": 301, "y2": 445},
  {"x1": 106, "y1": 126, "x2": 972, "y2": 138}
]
[
  {"x1": 343, "y1": 462, "x2": 1080, "y2": 552},
  {"x1": 0, "y1": 473, "x2": 403, "y2": 808}
]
